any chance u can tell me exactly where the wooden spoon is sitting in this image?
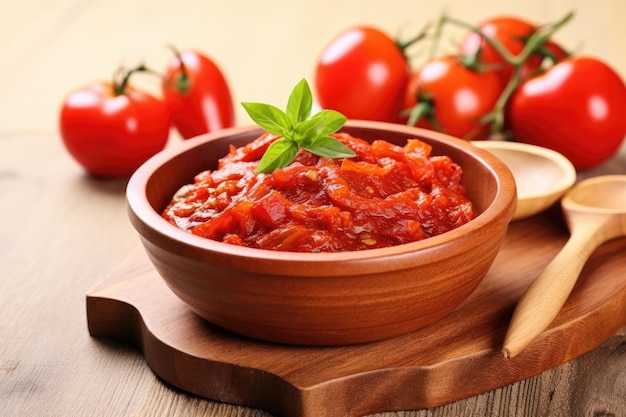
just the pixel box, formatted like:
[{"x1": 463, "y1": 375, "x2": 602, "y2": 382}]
[
  {"x1": 502, "y1": 175, "x2": 626, "y2": 359},
  {"x1": 472, "y1": 141, "x2": 576, "y2": 220}
]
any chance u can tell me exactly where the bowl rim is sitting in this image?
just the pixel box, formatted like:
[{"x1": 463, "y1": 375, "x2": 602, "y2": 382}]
[
  {"x1": 471, "y1": 140, "x2": 577, "y2": 199},
  {"x1": 127, "y1": 120, "x2": 516, "y2": 271}
]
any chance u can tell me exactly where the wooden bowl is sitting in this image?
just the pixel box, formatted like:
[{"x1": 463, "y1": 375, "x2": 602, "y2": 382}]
[
  {"x1": 126, "y1": 120, "x2": 517, "y2": 346},
  {"x1": 472, "y1": 140, "x2": 576, "y2": 221}
]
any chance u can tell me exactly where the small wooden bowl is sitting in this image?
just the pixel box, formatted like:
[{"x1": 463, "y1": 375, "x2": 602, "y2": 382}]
[
  {"x1": 127, "y1": 121, "x2": 517, "y2": 346},
  {"x1": 472, "y1": 140, "x2": 576, "y2": 221}
]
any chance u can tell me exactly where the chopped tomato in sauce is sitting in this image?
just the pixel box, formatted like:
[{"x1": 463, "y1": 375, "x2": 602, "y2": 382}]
[{"x1": 162, "y1": 132, "x2": 476, "y2": 252}]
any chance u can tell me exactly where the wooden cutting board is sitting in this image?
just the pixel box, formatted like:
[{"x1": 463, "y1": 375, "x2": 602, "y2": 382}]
[{"x1": 86, "y1": 207, "x2": 626, "y2": 417}]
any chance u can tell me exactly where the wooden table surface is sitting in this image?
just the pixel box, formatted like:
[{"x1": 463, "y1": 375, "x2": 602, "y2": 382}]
[{"x1": 1, "y1": 0, "x2": 625, "y2": 416}]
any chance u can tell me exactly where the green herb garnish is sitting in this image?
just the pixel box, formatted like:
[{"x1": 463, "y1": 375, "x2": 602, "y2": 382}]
[{"x1": 242, "y1": 79, "x2": 356, "y2": 173}]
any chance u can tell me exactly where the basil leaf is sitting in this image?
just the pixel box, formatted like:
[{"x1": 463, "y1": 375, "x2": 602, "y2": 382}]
[
  {"x1": 242, "y1": 78, "x2": 353, "y2": 173},
  {"x1": 241, "y1": 102, "x2": 290, "y2": 136},
  {"x1": 286, "y1": 79, "x2": 312, "y2": 124},
  {"x1": 303, "y1": 136, "x2": 356, "y2": 159},
  {"x1": 298, "y1": 109, "x2": 347, "y2": 137},
  {"x1": 256, "y1": 138, "x2": 300, "y2": 173}
]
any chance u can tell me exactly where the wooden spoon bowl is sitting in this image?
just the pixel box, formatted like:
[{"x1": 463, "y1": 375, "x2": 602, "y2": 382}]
[{"x1": 472, "y1": 140, "x2": 576, "y2": 220}]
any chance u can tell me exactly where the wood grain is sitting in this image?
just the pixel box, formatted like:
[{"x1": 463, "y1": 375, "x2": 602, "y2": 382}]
[{"x1": 87, "y1": 207, "x2": 626, "y2": 417}]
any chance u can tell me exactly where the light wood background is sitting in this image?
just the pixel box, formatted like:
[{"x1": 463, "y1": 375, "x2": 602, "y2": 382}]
[
  {"x1": 1, "y1": 0, "x2": 625, "y2": 416},
  {"x1": 3, "y1": 0, "x2": 626, "y2": 134}
]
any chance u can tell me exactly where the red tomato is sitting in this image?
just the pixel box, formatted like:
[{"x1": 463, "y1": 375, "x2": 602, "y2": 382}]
[
  {"x1": 460, "y1": 16, "x2": 567, "y2": 87},
  {"x1": 315, "y1": 26, "x2": 410, "y2": 123},
  {"x1": 509, "y1": 56, "x2": 626, "y2": 170},
  {"x1": 60, "y1": 81, "x2": 170, "y2": 178},
  {"x1": 163, "y1": 50, "x2": 235, "y2": 139},
  {"x1": 403, "y1": 56, "x2": 502, "y2": 140}
]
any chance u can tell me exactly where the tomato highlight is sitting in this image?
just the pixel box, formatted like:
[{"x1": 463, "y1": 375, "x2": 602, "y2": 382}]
[
  {"x1": 315, "y1": 26, "x2": 415, "y2": 123},
  {"x1": 163, "y1": 49, "x2": 235, "y2": 139},
  {"x1": 403, "y1": 56, "x2": 502, "y2": 140},
  {"x1": 59, "y1": 66, "x2": 170, "y2": 178},
  {"x1": 508, "y1": 56, "x2": 626, "y2": 170}
]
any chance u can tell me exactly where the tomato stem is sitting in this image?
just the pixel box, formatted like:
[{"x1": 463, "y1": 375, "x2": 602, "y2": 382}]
[
  {"x1": 510, "y1": 12, "x2": 573, "y2": 67},
  {"x1": 428, "y1": 11, "x2": 447, "y2": 60},
  {"x1": 485, "y1": 11, "x2": 575, "y2": 133},
  {"x1": 167, "y1": 44, "x2": 191, "y2": 94},
  {"x1": 442, "y1": 15, "x2": 517, "y2": 64},
  {"x1": 401, "y1": 93, "x2": 443, "y2": 131},
  {"x1": 396, "y1": 23, "x2": 430, "y2": 54},
  {"x1": 441, "y1": 11, "x2": 574, "y2": 135},
  {"x1": 113, "y1": 63, "x2": 162, "y2": 96},
  {"x1": 443, "y1": 11, "x2": 573, "y2": 68},
  {"x1": 481, "y1": 64, "x2": 522, "y2": 129}
]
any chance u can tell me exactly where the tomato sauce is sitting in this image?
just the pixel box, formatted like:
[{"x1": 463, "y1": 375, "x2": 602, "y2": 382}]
[{"x1": 162, "y1": 132, "x2": 476, "y2": 252}]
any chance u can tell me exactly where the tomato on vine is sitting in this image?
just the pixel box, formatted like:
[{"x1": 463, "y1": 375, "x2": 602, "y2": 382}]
[
  {"x1": 402, "y1": 56, "x2": 502, "y2": 140},
  {"x1": 59, "y1": 65, "x2": 170, "y2": 178},
  {"x1": 508, "y1": 56, "x2": 626, "y2": 170},
  {"x1": 459, "y1": 16, "x2": 567, "y2": 88},
  {"x1": 163, "y1": 49, "x2": 235, "y2": 139},
  {"x1": 315, "y1": 26, "x2": 421, "y2": 123}
]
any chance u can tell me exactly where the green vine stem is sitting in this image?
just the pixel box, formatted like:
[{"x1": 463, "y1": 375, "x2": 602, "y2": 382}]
[
  {"x1": 442, "y1": 11, "x2": 575, "y2": 135},
  {"x1": 396, "y1": 23, "x2": 432, "y2": 56},
  {"x1": 428, "y1": 12, "x2": 447, "y2": 60},
  {"x1": 113, "y1": 63, "x2": 162, "y2": 96},
  {"x1": 166, "y1": 45, "x2": 192, "y2": 94}
]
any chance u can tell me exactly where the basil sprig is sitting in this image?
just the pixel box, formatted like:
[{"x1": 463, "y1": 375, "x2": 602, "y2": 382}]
[{"x1": 242, "y1": 79, "x2": 356, "y2": 173}]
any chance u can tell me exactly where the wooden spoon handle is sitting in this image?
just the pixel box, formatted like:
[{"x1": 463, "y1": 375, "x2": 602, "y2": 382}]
[{"x1": 502, "y1": 224, "x2": 602, "y2": 359}]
